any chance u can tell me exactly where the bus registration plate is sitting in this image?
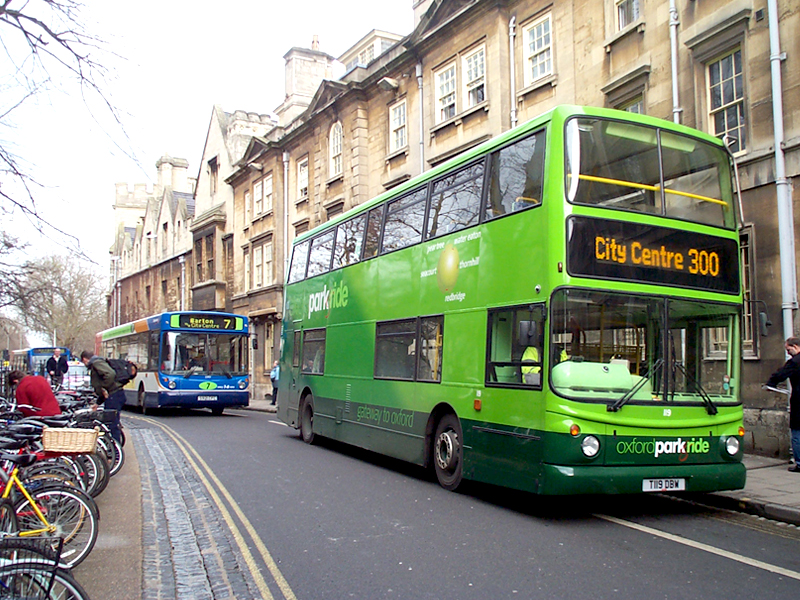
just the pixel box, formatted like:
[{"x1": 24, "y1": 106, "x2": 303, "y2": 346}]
[
  {"x1": 642, "y1": 478, "x2": 685, "y2": 492},
  {"x1": 197, "y1": 396, "x2": 217, "y2": 402}
]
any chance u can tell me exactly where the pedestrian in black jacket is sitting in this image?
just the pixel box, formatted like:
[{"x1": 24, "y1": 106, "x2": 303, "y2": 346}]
[
  {"x1": 765, "y1": 337, "x2": 800, "y2": 472},
  {"x1": 45, "y1": 348, "x2": 69, "y2": 387}
]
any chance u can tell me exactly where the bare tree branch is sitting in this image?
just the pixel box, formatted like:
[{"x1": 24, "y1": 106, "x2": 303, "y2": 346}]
[{"x1": 14, "y1": 253, "x2": 106, "y2": 351}]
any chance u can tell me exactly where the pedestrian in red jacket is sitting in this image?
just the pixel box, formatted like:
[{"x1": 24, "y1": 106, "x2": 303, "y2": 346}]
[{"x1": 6, "y1": 370, "x2": 62, "y2": 417}]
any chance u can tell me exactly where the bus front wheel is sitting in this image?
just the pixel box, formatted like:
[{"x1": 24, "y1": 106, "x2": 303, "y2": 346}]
[
  {"x1": 434, "y1": 414, "x2": 463, "y2": 491},
  {"x1": 300, "y1": 395, "x2": 316, "y2": 445},
  {"x1": 140, "y1": 386, "x2": 153, "y2": 415}
]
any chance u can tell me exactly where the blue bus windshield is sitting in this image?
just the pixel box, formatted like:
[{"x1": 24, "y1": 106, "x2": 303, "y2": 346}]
[{"x1": 160, "y1": 331, "x2": 248, "y2": 376}]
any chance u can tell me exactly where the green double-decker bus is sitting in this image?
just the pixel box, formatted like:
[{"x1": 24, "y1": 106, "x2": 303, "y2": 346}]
[{"x1": 277, "y1": 105, "x2": 746, "y2": 495}]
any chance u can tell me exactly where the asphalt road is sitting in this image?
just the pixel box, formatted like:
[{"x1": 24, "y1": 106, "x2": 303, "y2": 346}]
[{"x1": 103, "y1": 408, "x2": 800, "y2": 599}]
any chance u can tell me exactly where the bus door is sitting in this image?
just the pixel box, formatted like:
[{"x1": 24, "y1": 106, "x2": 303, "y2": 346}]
[{"x1": 288, "y1": 324, "x2": 303, "y2": 411}]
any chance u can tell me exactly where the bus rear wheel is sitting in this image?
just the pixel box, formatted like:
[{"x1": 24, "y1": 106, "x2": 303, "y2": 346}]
[
  {"x1": 433, "y1": 414, "x2": 463, "y2": 491},
  {"x1": 300, "y1": 395, "x2": 316, "y2": 445}
]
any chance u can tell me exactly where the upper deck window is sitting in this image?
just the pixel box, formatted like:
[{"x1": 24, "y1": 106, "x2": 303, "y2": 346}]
[{"x1": 565, "y1": 117, "x2": 735, "y2": 229}]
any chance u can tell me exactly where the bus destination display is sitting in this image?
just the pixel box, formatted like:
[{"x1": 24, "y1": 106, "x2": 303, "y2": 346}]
[
  {"x1": 567, "y1": 216, "x2": 739, "y2": 294},
  {"x1": 175, "y1": 314, "x2": 242, "y2": 330}
]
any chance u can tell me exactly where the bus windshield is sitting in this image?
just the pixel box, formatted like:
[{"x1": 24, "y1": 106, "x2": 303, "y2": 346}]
[
  {"x1": 550, "y1": 289, "x2": 740, "y2": 408},
  {"x1": 160, "y1": 332, "x2": 249, "y2": 376},
  {"x1": 565, "y1": 117, "x2": 736, "y2": 229}
]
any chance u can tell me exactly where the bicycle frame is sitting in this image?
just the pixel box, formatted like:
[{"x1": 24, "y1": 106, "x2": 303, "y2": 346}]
[{"x1": 0, "y1": 466, "x2": 55, "y2": 537}]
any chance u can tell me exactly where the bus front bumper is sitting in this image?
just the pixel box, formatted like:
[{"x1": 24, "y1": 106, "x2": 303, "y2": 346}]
[
  {"x1": 537, "y1": 461, "x2": 746, "y2": 495},
  {"x1": 158, "y1": 391, "x2": 250, "y2": 409}
]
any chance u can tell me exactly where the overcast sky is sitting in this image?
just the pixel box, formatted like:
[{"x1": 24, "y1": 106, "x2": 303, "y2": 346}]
[{"x1": 4, "y1": 0, "x2": 414, "y2": 273}]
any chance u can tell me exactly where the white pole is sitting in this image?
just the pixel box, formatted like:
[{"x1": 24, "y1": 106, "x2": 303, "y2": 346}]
[{"x1": 767, "y1": 0, "x2": 796, "y2": 344}]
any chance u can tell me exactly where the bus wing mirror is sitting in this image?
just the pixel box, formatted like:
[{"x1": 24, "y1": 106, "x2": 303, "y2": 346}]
[
  {"x1": 251, "y1": 335, "x2": 258, "y2": 350},
  {"x1": 759, "y1": 311, "x2": 771, "y2": 337},
  {"x1": 517, "y1": 321, "x2": 538, "y2": 347}
]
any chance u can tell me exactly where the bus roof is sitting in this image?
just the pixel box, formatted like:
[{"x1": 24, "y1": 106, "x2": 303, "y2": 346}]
[{"x1": 291, "y1": 105, "x2": 728, "y2": 245}]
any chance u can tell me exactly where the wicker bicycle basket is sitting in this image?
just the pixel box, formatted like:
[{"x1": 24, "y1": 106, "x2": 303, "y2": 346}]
[{"x1": 41, "y1": 426, "x2": 99, "y2": 453}]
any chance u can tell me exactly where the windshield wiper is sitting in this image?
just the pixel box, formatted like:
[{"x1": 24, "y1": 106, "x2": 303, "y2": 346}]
[
  {"x1": 608, "y1": 358, "x2": 663, "y2": 413},
  {"x1": 183, "y1": 366, "x2": 202, "y2": 379},
  {"x1": 673, "y1": 362, "x2": 718, "y2": 415}
]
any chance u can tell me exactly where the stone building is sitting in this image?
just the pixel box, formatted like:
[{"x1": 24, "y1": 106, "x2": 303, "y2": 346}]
[
  {"x1": 110, "y1": 0, "x2": 799, "y2": 456},
  {"x1": 109, "y1": 107, "x2": 275, "y2": 324},
  {"x1": 109, "y1": 155, "x2": 195, "y2": 326}
]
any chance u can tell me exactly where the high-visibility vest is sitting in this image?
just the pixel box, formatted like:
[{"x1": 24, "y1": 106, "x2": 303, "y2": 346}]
[{"x1": 521, "y1": 346, "x2": 540, "y2": 374}]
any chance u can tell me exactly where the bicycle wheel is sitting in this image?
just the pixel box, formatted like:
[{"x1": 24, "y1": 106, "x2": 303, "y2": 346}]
[
  {"x1": 23, "y1": 460, "x2": 87, "y2": 494},
  {"x1": 0, "y1": 563, "x2": 54, "y2": 599},
  {"x1": 0, "y1": 499, "x2": 19, "y2": 535},
  {"x1": 14, "y1": 486, "x2": 99, "y2": 569},
  {"x1": 73, "y1": 453, "x2": 109, "y2": 498},
  {"x1": 96, "y1": 435, "x2": 124, "y2": 477},
  {"x1": 49, "y1": 569, "x2": 90, "y2": 600}
]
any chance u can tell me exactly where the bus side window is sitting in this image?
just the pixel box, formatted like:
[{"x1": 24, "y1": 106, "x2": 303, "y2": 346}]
[
  {"x1": 333, "y1": 214, "x2": 366, "y2": 269},
  {"x1": 362, "y1": 205, "x2": 385, "y2": 259},
  {"x1": 307, "y1": 230, "x2": 335, "y2": 278},
  {"x1": 381, "y1": 187, "x2": 427, "y2": 254},
  {"x1": 288, "y1": 240, "x2": 310, "y2": 283},
  {"x1": 485, "y1": 129, "x2": 546, "y2": 220},
  {"x1": 486, "y1": 305, "x2": 544, "y2": 388},
  {"x1": 301, "y1": 329, "x2": 326, "y2": 375},
  {"x1": 427, "y1": 161, "x2": 484, "y2": 239},
  {"x1": 293, "y1": 331, "x2": 301, "y2": 368}
]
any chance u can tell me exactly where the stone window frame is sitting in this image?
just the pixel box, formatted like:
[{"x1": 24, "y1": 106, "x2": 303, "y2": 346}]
[
  {"x1": 615, "y1": 0, "x2": 640, "y2": 31},
  {"x1": 243, "y1": 247, "x2": 250, "y2": 293},
  {"x1": 706, "y1": 47, "x2": 747, "y2": 154},
  {"x1": 684, "y1": 7, "x2": 751, "y2": 156},
  {"x1": 297, "y1": 157, "x2": 309, "y2": 201},
  {"x1": 462, "y1": 44, "x2": 486, "y2": 110},
  {"x1": 389, "y1": 98, "x2": 408, "y2": 155},
  {"x1": 329, "y1": 122, "x2": 343, "y2": 179},
  {"x1": 434, "y1": 61, "x2": 457, "y2": 124},
  {"x1": 601, "y1": 62, "x2": 651, "y2": 112},
  {"x1": 522, "y1": 12, "x2": 554, "y2": 88},
  {"x1": 263, "y1": 173, "x2": 274, "y2": 214}
]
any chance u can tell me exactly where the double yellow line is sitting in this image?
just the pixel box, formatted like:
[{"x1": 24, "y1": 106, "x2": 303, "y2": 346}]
[{"x1": 133, "y1": 415, "x2": 297, "y2": 600}]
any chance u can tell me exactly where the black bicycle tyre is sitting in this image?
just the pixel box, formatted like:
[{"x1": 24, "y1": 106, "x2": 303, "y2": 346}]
[
  {"x1": 74, "y1": 453, "x2": 109, "y2": 497},
  {"x1": 100, "y1": 435, "x2": 124, "y2": 477},
  {"x1": 0, "y1": 498, "x2": 19, "y2": 535},
  {"x1": 50, "y1": 568, "x2": 91, "y2": 600}
]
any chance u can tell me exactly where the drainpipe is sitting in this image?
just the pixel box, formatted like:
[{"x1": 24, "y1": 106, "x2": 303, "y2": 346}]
[
  {"x1": 767, "y1": 0, "x2": 796, "y2": 342},
  {"x1": 416, "y1": 63, "x2": 424, "y2": 173},
  {"x1": 669, "y1": 0, "x2": 681, "y2": 123},
  {"x1": 509, "y1": 16, "x2": 518, "y2": 128}
]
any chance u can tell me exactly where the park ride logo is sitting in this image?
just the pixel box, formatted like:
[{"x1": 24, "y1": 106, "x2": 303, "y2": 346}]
[
  {"x1": 308, "y1": 281, "x2": 349, "y2": 318},
  {"x1": 616, "y1": 437, "x2": 711, "y2": 460}
]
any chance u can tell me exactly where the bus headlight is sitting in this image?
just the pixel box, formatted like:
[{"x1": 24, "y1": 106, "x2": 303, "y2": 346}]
[
  {"x1": 238, "y1": 379, "x2": 247, "y2": 389},
  {"x1": 168, "y1": 380, "x2": 177, "y2": 390},
  {"x1": 581, "y1": 435, "x2": 600, "y2": 458},
  {"x1": 725, "y1": 436, "x2": 740, "y2": 456}
]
